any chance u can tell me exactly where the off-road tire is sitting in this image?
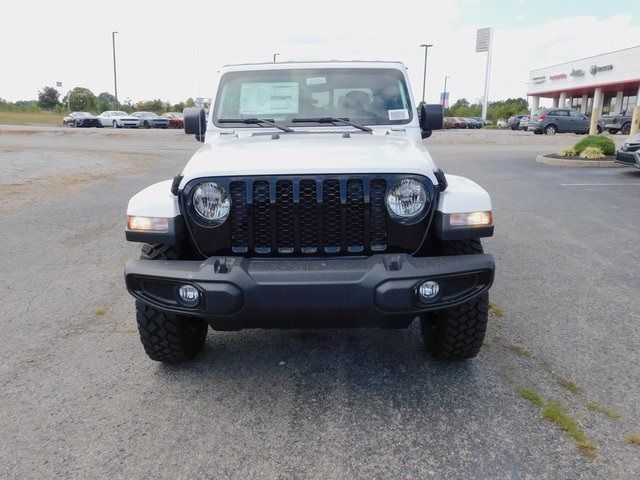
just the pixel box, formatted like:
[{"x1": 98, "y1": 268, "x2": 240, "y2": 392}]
[
  {"x1": 135, "y1": 243, "x2": 207, "y2": 362},
  {"x1": 135, "y1": 301, "x2": 207, "y2": 363},
  {"x1": 420, "y1": 239, "x2": 489, "y2": 361},
  {"x1": 621, "y1": 123, "x2": 631, "y2": 135},
  {"x1": 607, "y1": 128, "x2": 619, "y2": 135}
]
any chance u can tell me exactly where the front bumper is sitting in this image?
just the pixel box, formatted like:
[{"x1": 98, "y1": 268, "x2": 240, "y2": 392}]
[
  {"x1": 615, "y1": 150, "x2": 640, "y2": 168},
  {"x1": 124, "y1": 253, "x2": 494, "y2": 330}
]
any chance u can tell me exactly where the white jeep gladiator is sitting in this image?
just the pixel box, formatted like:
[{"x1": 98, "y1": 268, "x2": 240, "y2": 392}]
[{"x1": 124, "y1": 61, "x2": 495, "y2": 363}]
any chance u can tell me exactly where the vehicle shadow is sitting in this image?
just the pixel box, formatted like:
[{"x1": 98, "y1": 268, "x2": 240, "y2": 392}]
[{"x1": 151, "y1": 323, "x2": 488, "y2": 409}]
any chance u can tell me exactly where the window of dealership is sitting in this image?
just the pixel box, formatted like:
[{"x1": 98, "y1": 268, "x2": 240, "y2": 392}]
[{"x1": 527, "y1": 45, "x2": 640, "y2": 132}]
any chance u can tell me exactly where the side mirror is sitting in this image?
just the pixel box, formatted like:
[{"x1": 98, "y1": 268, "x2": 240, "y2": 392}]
[
  {"x1": 184, "y1": 107, "x2": 207, "y2": 142},
  {"x1": 419, "y1": 103, "x2": 444, "y2": 139}
]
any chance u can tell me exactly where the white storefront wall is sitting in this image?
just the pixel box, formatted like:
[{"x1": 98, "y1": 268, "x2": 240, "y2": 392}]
[{"x1": 527, "y1": 45, "x2": 640, "y2": 115}]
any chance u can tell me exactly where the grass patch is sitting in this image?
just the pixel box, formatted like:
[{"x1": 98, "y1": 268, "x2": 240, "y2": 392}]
[
  {"x1": 585, "y1": 402, "x2": 621, "y2": 420},
  {"x1": 488, "y1": 300, "x2": 504, "y2": 317},
  {"x1": 557, "y1": 376, "x2": 582, "y2": 395},
  {"x1": 518, "y1": 387, "x2": 544, "y2": 407},
  {"x1": 509, "y1": 345, "x2": 533, "y2": 358},
  {"x1": 627, "y1": 433, "x2": 640, "y2": 446},
  {"x1": 542, "y1": 402, "x2": 596, "y2": 458},
  {"x1": 0, "y1": 110, "x2": 65, "y2": 126}
]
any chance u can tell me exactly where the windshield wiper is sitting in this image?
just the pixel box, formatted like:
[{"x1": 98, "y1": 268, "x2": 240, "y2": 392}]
[
  {"x1": 292, "y1": 117, "x2": 372, "y2": 133},
  {"x1": 218, "y1": 118, "x2": 294, "y2": 133}
]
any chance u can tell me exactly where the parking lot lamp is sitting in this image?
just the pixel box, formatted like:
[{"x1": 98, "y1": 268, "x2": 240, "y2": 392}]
[
  {"x1": 420, "y1": 44, "x2": 433, "y2": 104},
  {"x1": 112, "y1": 31, "x2": 119, "y2": 109},
  {"x1": 273, "y1": 53, "x2": 279, "y2": 63}
]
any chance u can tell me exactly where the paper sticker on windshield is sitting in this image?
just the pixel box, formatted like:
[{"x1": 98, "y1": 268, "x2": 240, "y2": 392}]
[
  {"x1": 306, "y1": 77, "x2": 326, "y2": 85},
  {"x1": 239, "y1": 82, "x2": 299, "y2": 115},
  {"x1": 388, "y1": 109, "x2": 409, "y2": 121}
]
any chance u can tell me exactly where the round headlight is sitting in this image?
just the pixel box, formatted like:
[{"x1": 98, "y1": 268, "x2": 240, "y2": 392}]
[
  {"x1": 386, "y1": 178, "x2": 427, "y2": 220},
  {"x1": 192, "y1": 182, "x2": 231, "y2": 225}
]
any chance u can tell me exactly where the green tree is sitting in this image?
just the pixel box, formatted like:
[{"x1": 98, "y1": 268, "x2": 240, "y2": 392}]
[
  {"x1": 63, "y1": 87, "x2": 97, "y2": 112},
  {"x1": 97, "y1": 92, "x2": 116, "y2": 112},
  {"x1": 185, "y1": 97, "x2": 196, "y2": 108},
  {"x1": 37, "y1": 86, "x2": 60, "y2": 110}
]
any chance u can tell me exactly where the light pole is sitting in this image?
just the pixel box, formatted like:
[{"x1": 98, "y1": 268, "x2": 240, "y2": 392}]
[
  {"x1": 419, "y1": 44, "x2": 433, "y2": 104},
  {"x1": 273, "y1": 53, "x2": 279, "y2": 63},
  {"x1": 112, "y1": 31, "x2": 119, "y2": 109},
  {"x1": 442, "y1": 75, "x2": 450, "y2": 107}
]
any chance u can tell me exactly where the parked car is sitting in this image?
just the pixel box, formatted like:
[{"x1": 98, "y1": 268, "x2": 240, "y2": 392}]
[
  {"x1": 161, "y1": 112, "x2": 184, "y2": 129},
  {"x1": 463, "y1": 118, "x2": 480, "y2": 129},
  {"x1": 471, "y1": 117, "x2": 487, "y2": 127},
  {"x1": 496, "y1": 118, "x2": 508, "y2": 129},
  {"x1": 518, "y1": 116, "x2": 530, "y2": 131},
  {"x1": 97, "y1": 111, "x2": 139, "y2": 128},
  {"x1": 615, "y1": 134, "x2": 640, "y2": 168},
  {"x1": 63, "y1": 111, "x2": 102, "y2": 128},
  {"x1": 600, "y1": 113, "x2": 633, "y2": 135},
  {"x1": 443, "y1": 117, "x2": 467, "y2": 129},
  {"x1": 453, "y1": 117, "x2": 468, "y2": 129},
  {"x1": 527, "y1": 108, "x2": 600, "y2": 135},
  {"x1": 132, "y1": 111, "x2": 170, "y2": 129},
  {"x1": 507, "y1": 115, "x2": 527, "y2": 130}
]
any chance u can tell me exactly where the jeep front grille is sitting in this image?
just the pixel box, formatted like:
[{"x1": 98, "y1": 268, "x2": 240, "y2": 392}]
[
  {"x1": 227, "y1": 177, "x2": 388, "y2": 255},
  {"x1": 182, "y1": 174, "x2": 436, "y2": 258}
]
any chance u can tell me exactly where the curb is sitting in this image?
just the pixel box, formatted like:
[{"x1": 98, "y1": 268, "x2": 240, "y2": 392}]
[{"x1": 536, "y1": 154, "x2": 622, "y2": 168}]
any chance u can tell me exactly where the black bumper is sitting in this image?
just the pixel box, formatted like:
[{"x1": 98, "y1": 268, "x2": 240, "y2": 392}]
[
  {"x1": 124, "y1": 253, "x2": 494, "y2": 330},
  {"x1": 616, "y1": 150, "x2": 640, "y2": 168}
]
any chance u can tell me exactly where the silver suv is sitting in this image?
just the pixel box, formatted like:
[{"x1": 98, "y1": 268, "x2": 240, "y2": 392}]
[{"x1": 527, "y1": 108, "x2": 602, "y2": 135}]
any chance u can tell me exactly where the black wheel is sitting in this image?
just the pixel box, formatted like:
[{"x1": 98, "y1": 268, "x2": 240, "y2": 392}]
[
  {"x1": 135, "y1": 244, "x2": 207, "y2": 363},
  {"x1": 143, "y1": 120, "x2": 151, "y2": 129},
  {"x1": 544, "y1": 124, "x2": 557, "y2": 135},
  {"x1": 113, "y1": 120, "x2": 119, "y2": 128},
  {"x1": 621, "y1": 123, "x2": 631, "y2": 135},
  {"x1": 136, "y1": 301, "x2": 208, "y2": 363},
  {"x1": 597, "y1": 126, "x2": 602, "y2": 134},
  {"x1": 607, "y1": 128, "x2": 619, "y2": 135},
  {"x1": 420, "y1": 239, "x2": 489, "y2": 361}
]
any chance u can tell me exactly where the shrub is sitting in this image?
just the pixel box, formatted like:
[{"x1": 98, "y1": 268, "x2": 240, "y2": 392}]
[
  {"x1": 559, "y1": 148, "x2": 576, "y2": 157},
  {"x1": 579, "y1": 146, "x2": 605, "y2": 159},
  {"x1": 573, "y1": 135, "x2": 615, "y2": 156}
]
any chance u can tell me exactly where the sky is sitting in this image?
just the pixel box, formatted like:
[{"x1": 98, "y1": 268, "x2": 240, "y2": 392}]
[{"x1": 1, "y1": 0, "x2": 639, "y2": 106}]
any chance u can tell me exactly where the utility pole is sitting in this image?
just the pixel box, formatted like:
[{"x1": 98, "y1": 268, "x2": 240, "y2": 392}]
[
  {"x1": 442, "y1": 76, "x2": 450, "y2": 107},
  {"x1": 112, "y1": 31, "x2": 119, "y2": 109},
  {"x1": 273, "y1": 53, "x2": 279, "y2": 63},
  {"x1": 419, "y1": 44, "x2": 433, "y2": 104}
]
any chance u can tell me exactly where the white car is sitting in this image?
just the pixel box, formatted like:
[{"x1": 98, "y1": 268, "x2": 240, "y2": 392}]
[
  {"x1": 123, "y1": 61, "x2": 495, "y2": 364},
  {"x1": 97, "y1": 110, "x2": 139, "y2": 128}
]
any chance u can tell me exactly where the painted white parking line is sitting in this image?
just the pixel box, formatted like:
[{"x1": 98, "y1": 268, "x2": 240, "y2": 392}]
[{"x1": 561, "y1": 183, "x2": 639, "y2": 186}]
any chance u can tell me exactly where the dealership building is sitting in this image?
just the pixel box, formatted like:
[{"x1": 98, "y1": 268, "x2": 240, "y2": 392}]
[{"x1": 527, "y1": 45, "x2": 640, "y2": 118}]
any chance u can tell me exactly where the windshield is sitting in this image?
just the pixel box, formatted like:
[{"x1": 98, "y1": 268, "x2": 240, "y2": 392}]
[
  {"x1": 213, "y1": 68, "x2": 412, "y2": 128},
  {"x1": 114, "y1": 111, "x2": 128, "y2": 116}
]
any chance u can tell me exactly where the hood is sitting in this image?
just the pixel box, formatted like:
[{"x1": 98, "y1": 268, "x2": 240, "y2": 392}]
[{"x1": 180, "y1": 132, "x2": 438, "y2": 186}]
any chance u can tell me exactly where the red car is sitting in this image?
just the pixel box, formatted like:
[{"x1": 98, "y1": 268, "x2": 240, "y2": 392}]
[{"x1": 161, "y1": 112, "x2": 184, "y2": 129}]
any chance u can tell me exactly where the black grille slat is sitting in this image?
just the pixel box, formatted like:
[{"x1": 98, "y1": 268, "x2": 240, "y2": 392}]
[
  {"x1": 299, "y1": 180, "x2": 318, "y2": 253},
  {"x1": 276, "y1": 180, "x2": 294, "y2": 253},
  {"x1": 369, "y1": 179, "x2": 387, "y2": 251},
  {"x1": 322, "y1": 180, "x2": 341, "y2": 253},
  {"x1": 229, "y1": 182, "x2": 248, "y2": 253},
  {"x1": 346, "y1": 180, "x2": 364, "y2": 252},
  {"x1": 226, "y1": 176, "x2": 391, "y2": 255},
  {"x1": 252, "y1": 181, "x2": 271, "y2": 253}
]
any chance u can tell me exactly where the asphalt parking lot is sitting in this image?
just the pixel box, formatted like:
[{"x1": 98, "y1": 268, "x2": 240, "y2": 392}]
[{"x1": 1, "y1": 126, "x2": 639, "y2": 479}]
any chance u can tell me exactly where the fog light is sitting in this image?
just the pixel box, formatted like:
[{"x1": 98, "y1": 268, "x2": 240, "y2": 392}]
[
  {"x1": 418, "y1": 280, "x2": 440, "y2": 299},
  {"x1": 178, "y1": 284, "x2": 200, "y2": 306}
]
